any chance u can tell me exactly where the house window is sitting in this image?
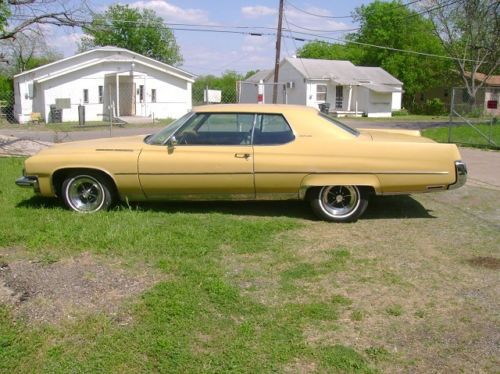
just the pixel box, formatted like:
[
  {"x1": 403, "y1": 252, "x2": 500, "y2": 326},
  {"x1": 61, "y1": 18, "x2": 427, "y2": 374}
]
[
  {"x1": 151, "y1": 89, "x2": 157, "y2": 103},
  {"x1": 98, "y1": 86, "x2": 103, "y2": 104},
  {"x1": 139, "y1": 85, "x2": 144, "y2": 103},
  {"x1": 335, "y1": 86, "x2": 343, "y2": 109},
  {"x1": 316, "y1": 84, "x2": 327, "y2": 102},
  {"x1": 83, "y1": 89, "x2": 89, "y2": 104}
]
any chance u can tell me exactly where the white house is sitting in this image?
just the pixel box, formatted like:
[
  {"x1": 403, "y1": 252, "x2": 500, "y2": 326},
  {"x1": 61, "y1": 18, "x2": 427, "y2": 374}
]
[
  {"x1": 239, "y1": 58, "x2": 403, "y2": 117},
  {"x1": 13, "y1": 46, "x2": 196, "y2": 124}
]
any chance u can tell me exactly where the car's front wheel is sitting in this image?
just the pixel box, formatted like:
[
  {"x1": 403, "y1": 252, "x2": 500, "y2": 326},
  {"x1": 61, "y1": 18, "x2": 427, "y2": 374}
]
[
  {"x1": 310, "y1": 185, "x2": 368, "y2": 222},
  {"x1": 62, "y1": 172, "x2": 116, "y2": 213}
]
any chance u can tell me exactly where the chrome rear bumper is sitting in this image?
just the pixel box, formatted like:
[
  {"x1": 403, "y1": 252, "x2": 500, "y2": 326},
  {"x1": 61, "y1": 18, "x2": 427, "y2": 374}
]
[{"x1": 449, "y1": 161, "x2": 467, "y2": 190}]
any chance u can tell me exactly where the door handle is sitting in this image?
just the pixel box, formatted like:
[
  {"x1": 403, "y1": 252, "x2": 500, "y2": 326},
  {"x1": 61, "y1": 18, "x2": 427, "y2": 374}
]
[{"x1": 235, "y1": 153, "x2": 251, "y2": 159}]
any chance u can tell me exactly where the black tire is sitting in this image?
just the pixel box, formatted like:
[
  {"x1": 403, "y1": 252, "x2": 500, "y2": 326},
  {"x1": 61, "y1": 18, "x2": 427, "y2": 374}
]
[
  {"x1": 61, "y1": 172, "x2": 116, "y2": 213},
  {"x1": 310, "y1": 185, "x2": 368, "y2": 222}
]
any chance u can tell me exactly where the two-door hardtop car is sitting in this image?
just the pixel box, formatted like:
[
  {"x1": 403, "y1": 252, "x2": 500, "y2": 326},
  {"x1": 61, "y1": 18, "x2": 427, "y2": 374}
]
[{"x1": 16, "y1": 104, "x2": 467, "y2": 222}]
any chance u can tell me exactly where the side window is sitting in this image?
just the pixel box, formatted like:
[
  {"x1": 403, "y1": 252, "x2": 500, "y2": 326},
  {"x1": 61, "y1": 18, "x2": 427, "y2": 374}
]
[
  {"x1": 175, "y1": 113, "x2": 254, "y2": 145},
  {"x1": 317, "y1": 84, "x2": 327, "y2": 102},
  {"x1": 253, "y1": 114, "x2": 295, "y2": 145}
]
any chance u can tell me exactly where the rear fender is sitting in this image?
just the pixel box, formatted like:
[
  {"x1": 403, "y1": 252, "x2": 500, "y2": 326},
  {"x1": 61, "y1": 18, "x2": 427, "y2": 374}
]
[{"x1": 299, "y1": 174, "x2": 382, "y2": 199}]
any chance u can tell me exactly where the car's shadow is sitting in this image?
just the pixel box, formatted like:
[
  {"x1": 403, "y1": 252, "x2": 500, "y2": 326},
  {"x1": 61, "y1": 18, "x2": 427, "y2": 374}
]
[{"x1": 17, "y1": 195, "x2": 435, "y2": 220}]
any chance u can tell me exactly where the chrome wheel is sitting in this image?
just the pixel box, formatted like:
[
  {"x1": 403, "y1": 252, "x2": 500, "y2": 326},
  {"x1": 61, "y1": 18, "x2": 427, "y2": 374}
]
[
  {"x1": 319, "y1": 185, "x2": 360, "y2": 218},
  {"x1": 64, "y1": 175, "x2": 106, "y2": 212},
  {"x1": 311, "y1": 185, "x2": 367, "y2": 222}
]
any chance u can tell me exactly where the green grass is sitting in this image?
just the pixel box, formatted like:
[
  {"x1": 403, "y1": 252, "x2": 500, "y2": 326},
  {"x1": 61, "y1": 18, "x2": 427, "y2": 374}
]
[
  {"x1": 0, "y1": 157, "x2": 374, "y2": 373},
  {"x1": 346, "y1": 115, "x2": 450, "y2": 122},
  {"x1": 422, "y1": 123, "x2": 500, "y2": 149}
]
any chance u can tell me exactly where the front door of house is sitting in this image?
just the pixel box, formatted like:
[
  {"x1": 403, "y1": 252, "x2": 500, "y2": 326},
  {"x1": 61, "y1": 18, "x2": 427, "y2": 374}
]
[
  {"x1": 335, "y1": 86, "x2": 343, "y2": 109},
  {"x1": 119, "y1": 79, "x2": 134, "y2": 116}
]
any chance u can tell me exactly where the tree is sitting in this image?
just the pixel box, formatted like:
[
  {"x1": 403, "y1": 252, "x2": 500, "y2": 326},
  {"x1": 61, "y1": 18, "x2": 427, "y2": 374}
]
[
  {"x1": 2, "y1": 30, "x2": 61, "y2": 73},
  {"x1": 425, "y1": 0, "x2": 499, "y2": 104},
  {"x1": 80, "y1": 5, "x2": 182, "y2": 66},
  {"x1": 0, "y1": 1, "x2": 86, "y2": 41},
  {"x1": 298, "y1": 1, "x2": 452, "y2": 108},
  {"x1": 193, "y1": 71, "x2": 245, "y2": 104},
  {"x1": 0, "y1": 1, "x2": 86, "y2": 64},
  {"x1": 298, "y1": 41, "x2": 364, "y2": 64}
]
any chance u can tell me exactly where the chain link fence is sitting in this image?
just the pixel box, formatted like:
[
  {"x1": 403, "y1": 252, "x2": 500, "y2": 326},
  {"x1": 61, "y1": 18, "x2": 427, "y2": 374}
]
[
  {"x1": 192, "y1": 82, "x2": 288, "y2": 106},
  {"x1": 447, "y1": 87, "x2": 499, "y2": 148}
]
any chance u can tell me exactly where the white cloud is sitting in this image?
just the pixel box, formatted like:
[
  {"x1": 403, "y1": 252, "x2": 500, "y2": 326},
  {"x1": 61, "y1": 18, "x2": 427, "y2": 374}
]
[
  {"x1": 180, "y1": 36, "x2": 275, "y2": 76},
  {"x1": 129, "y1": 0, "x2": 209, "y2": 23},
  {"x1": 241, "y1": 34, "x2": 272, "y2": 53},
  {"x1": 241, "y1": 5, "x2": 276, "y2": 18},
  {"x1": 285, "y1": 7, "x2": 351, "y2": 32}
]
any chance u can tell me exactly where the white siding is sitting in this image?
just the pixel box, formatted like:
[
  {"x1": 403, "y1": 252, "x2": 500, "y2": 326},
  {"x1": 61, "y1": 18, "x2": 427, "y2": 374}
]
[
  {"x1": 13, "y1": 48, "x2": 194, "y2": 124},
  {"x1": 366, "y1": 91, "x2": 393, "y2": 117},
  {"x1": 391, "y1": 91, "x2": 402, "y2": 111}
]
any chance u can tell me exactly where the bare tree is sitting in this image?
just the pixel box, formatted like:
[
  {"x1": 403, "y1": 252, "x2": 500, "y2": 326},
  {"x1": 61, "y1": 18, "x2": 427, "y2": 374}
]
[
  {"x1": 425, "y1": 0, "x2": 499, "y2": 103},
  {"x1": 1, "y1": 0, "x2": 87, "y2": 40},
  {"x1": 0, "y1": 0, "x2": 87, "y2": 64},
  {"x1": 1, "y1": 28, "x2": 62, "y2": 73}
]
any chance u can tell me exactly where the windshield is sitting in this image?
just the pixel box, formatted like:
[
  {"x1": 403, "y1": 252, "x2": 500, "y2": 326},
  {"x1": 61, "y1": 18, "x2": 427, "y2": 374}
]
[
  {"x1": 318, "y1": 112, "x2": 360, "y2": 136},
  {"x1": 146, "y1": 112, "x2": 195, "y2": 145}
]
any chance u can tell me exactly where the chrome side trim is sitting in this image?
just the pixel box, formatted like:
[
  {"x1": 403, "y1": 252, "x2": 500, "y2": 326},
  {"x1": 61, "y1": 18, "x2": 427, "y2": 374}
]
[
  {"x1": 130, "y1": 171, "x2": 449, "y2": 177},
  {"x1": 448, "y1": 160, "x2": 467, "y2": 190},
  {"x1": 95, "y1": 149, "x2": 135, "y2": 152}
]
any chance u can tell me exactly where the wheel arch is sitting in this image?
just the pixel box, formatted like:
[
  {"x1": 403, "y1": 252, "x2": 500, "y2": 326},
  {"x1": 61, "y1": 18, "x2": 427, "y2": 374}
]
[
  {"x1": 52, "y1": 167, "x2": 118, "y2": 198},
  {"x1": 300, "y1": 174, "x2": 381, "y2": 200}
]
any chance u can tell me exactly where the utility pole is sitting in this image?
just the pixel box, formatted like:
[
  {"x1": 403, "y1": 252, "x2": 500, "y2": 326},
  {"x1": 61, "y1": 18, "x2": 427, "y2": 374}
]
[{"x1": 272, "y1": 0, "x2": 284, "y2": 104}]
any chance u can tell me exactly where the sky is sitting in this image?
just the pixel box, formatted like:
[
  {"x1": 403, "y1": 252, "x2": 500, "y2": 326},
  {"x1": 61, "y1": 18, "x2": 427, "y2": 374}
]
[{"x1": 42, "y1": 0, "x2": 373, "y2": 76}]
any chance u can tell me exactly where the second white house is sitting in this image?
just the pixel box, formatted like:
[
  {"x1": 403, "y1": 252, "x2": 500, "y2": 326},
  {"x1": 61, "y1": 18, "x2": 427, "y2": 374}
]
[
  {"x1": 13, "y1": 46, "x2": 196, "y2": 124},
  {"x1": 239, "y1": 57, "x2": 403, "y2": 117}
]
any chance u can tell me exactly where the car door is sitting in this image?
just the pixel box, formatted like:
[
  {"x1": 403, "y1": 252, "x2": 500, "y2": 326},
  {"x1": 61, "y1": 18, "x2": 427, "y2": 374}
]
[
  {"x1": 252, "y1": 113, "x2": 303, "y2": 197},
  {"x1": 138, "y1": 112, "x2": 255, "y2": 199}
]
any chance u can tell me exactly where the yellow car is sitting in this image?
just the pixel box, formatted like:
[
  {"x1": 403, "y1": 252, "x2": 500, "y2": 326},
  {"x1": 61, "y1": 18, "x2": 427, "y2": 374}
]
[{"x1": 16, "y1": 104, "x2": 467, "y2": 222}]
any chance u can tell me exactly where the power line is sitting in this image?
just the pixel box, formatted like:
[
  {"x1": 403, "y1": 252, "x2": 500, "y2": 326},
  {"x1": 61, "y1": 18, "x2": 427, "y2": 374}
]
[
  {"x1": 286, "y1": 0, "x2": 425, "y2": 19},
  {"x1": 285, "y1": 19, "x2": 359, "y2": 34},
  {"x1": 286, "y1": 1, "x2": 354, "y2": 19},
  {"x1": 7, "y1": 6, "x2": 485, "y2": 65},
  {"x1": 283, "y1": 13, "x2": 311, "y2": 79}
]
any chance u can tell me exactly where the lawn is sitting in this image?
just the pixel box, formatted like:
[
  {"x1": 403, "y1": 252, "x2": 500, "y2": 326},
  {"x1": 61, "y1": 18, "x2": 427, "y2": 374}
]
[
  {"x1": 0, "y1": 157, "x2": 499, "y2": 373},
  {"x1": 422, "y1": 123, "x2": 500, "y2": 149},
  {"x1": 346, "y1": 114, "x2": 450, "y2": 122}
]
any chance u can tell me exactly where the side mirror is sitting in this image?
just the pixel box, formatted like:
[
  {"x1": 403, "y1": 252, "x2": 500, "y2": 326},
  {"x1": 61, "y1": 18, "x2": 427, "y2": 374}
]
[{"x1": 167, "y1": 135, "x2": 177, "y2": 147}]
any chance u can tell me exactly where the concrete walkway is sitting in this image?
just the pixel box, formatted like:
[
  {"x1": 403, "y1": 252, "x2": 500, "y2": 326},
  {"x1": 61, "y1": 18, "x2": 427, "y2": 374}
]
[{"x1": 459, "y1": 147, "x2": 500, "y2": 190}]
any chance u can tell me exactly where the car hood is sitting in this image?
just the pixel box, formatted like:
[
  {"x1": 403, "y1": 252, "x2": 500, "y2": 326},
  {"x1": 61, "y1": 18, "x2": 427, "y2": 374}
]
[
  {"x1": 359, "y1": 128, "x2": 435, "y2": 143},
  {"x1": 39, "y1": 135, "x2": 148, "y2": 154}
]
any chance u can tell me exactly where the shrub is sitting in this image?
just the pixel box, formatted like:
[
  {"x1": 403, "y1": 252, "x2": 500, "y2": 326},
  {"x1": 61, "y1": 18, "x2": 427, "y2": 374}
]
[
  {"x1": 392, "y1": 108, "x2": 409, "y2": 116},
  {"x1": 422, "y1": 98, "x2": 446, "y2": 115}
]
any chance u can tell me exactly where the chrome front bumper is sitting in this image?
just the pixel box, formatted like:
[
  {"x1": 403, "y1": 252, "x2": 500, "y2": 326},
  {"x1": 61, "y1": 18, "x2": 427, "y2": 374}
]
[
  {"x1": 449, "y1": 161, "x2": 467, "y2": 190},
  {"x1": 15, "y1": 176, "x2": 40, "y2": 191}
]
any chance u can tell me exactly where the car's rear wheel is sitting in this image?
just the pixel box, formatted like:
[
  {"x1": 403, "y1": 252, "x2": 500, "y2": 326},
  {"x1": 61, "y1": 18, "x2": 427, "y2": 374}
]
[
  {"x1": 62, "y1": 172, "x2": 115, "y2": 213},
  {"x1": 310, "y1": 185, "x2": 368, "y2": 222}
]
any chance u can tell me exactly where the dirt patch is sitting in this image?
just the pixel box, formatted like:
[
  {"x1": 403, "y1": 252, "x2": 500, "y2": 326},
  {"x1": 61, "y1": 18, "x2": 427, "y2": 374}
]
[
  {"x1": 466, "y1": 256, "x2": 500, "y2": 270},
  {"x1": 0, "y1": 135, "x2": 52, "y2": 157},
  {"x1": 0, "y1": 252, "x2": 163, "y2": 324}
]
